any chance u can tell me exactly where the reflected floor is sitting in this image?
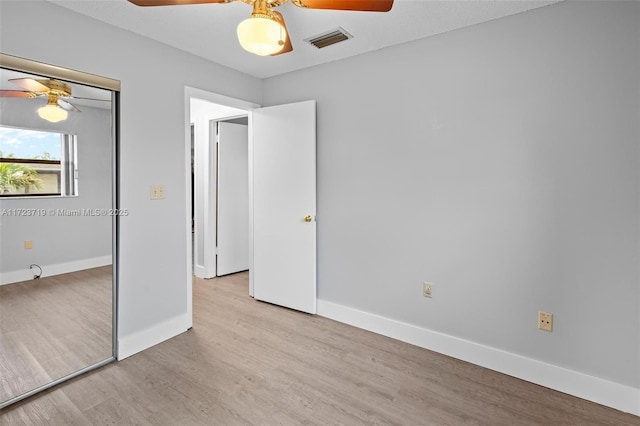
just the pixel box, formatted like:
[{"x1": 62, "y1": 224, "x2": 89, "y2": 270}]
[{"x1": 0, "y1": 266, "x2": 112, "y2": 402}]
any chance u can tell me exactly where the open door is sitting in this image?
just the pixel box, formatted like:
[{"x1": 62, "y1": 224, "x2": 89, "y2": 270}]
[
  {"x1": 250, "y1": 100, "x2": 316, "y2": 314},
  {"x1": 217, "y1": 121, "x2": 249, "y2": 276}
]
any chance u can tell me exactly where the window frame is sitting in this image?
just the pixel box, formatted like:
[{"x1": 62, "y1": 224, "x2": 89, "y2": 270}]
[{"x1": 0, "y1": 125, "x2": 78, "y2": 198}]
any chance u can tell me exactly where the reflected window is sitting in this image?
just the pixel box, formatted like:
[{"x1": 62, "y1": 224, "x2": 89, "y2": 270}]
[{"x1": 0, "y1": 125, "x2": 77, "y2": 197}]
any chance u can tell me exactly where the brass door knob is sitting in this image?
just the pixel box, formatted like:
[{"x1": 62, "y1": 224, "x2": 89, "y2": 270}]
[{"x1": 304, "y1": 215, "x2": 313, "y2": 223}]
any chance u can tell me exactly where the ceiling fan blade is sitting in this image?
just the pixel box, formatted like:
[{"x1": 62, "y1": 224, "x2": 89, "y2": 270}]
[
  {"x1": 128, "y1": 0, "x2": 229, "y2": 6},
  {"x1": 9, "y1": 78, "x2": 50, "y2": 93},
  {"x1": 0, "y1": 90, "x2": 36, "y2": 98},
  {"x1": 293, "y1": 0, "x2": 393, "y2": 12},
  {"x1": 67, "y1": 96, "x2": 111, "y2": 102},
  {"x1": 271, "y1": 11, "x2": 293, "y2": 56},
  {"x1": 58, "y1": 99, "x2": 81, "y2": 112}
]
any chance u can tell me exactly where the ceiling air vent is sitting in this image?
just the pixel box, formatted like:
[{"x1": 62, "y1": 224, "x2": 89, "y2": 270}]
[{"x1": 305, "y1": 27, "x2": 353, "y2": 49}]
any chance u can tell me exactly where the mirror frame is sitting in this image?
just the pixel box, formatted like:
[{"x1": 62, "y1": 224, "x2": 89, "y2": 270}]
[{"x1": 0, "y1": 53, "x2": 120, "y2": 409}]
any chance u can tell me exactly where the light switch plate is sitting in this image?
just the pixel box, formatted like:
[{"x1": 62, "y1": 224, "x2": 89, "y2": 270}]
[{"x1": 423, "y1": 282, "x2": 433, "y2": 298}]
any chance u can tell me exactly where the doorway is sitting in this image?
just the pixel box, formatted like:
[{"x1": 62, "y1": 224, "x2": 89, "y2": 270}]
[
  {"x1": 190, "y1": 98, "x2": 249, "y2": 279},
  {"x1": 183, "y1": 87, "x2": 259, "y2": 326},
  {"x1": 184, "y1": 88, "x2": 318, "y2": 327}
]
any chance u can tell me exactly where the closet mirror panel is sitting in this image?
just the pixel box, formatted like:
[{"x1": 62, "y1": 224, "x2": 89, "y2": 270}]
[{"x1": 0, "y1": 62, "x2": 116, "y2": 406}]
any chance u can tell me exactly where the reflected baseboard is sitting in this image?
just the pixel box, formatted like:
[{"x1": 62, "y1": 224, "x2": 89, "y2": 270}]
[{"x1": 0, "y1": 255, "x2": 112, "y2": 285}]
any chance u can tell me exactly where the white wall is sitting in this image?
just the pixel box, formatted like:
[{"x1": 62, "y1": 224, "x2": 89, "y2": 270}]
[
  {"x1": 0, "y1": 1, "x2": 262, "y2": 358},
  {"x1": 0, "y1": 96, "x2": 112, "y2": 284},
  {"x1": 264, "y1": 0, "x2": 639, "y2": 413}
]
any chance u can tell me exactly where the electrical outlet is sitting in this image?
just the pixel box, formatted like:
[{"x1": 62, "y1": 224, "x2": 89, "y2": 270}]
[
  {"x1": 538, "y1": 311, "x2": 553, "y2": 332},
  {"x1": 24, "y1": 240, "x2": 33, "y2": 250},
  {"x1": 423, "y1": 282, "x2": 433, "y2": 298},
  {"x1": 150, "y1": 185, "x2": 166, "y2": 200}
]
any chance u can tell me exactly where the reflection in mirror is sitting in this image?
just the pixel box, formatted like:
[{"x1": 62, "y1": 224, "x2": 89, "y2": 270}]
[{"x1": 0, "y1": 66, "x2": 115, "y2": 406}]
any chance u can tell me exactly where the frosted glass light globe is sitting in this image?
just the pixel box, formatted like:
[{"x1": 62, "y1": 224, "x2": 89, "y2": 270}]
[
  {"x1": 237, "y1": 16, "x2": 286, "y2": 56},
  {"x1": 38, "y1": 104, "x2": 68, "y2": 123}
]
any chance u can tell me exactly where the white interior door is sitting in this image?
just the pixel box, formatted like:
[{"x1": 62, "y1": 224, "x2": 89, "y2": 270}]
[
  {"x1": 217, "y1": 121, "x2": 249, "y2": 276},
  {"x1": 250, "y1": 100, "x2": 316, "y2": 314}
]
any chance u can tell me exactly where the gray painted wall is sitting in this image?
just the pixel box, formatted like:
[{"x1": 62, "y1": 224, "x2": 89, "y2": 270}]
[
  {"x1": 263, "y1": 1, "x2": 640, "y2": 388},
  {"x1": 0, "y1": 1, "x2": 262, "y2": 347},
  {"x1": 0, "y1": 96, "x2": 112, "y2": 276}
]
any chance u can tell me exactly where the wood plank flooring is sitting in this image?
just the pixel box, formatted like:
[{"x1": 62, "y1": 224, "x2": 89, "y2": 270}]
[
  {"x1": 0, "y1": 267, "x2": 113, "y2": 403},
  {"x1": 1, "y1": 272, "x2": 638, "y2": 425}
]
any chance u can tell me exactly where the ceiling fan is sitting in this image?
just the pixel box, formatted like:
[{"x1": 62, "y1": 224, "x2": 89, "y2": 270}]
[
  {"x1": 128, "y1": 0, "x2": 394, "y2": 56},
  {"x1": 0, "y1": 78, "x2": 106, "y2": 123}
]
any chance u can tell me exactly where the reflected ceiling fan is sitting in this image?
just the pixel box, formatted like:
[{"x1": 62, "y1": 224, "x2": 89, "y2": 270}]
[
  {"x1": 128, "y1": 0, "x2": 394, "y2": 56},
  {"x1": 0, "y1": 78, "x2": 106, "y2": 123}
]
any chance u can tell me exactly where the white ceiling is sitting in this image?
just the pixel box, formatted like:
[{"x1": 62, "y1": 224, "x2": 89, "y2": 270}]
[{"x1": 47, "y1": 0, "x2": 559, "y2": 79}]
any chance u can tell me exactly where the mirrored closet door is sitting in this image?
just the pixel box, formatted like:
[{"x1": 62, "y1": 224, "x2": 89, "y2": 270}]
[{"x1": 0, "y1": 55, "x2": 119, "y2": 408}]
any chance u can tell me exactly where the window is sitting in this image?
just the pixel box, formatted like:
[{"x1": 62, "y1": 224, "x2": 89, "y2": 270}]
[{"x1": 0, "y1": 125, "x2": 78, "y2": 197}]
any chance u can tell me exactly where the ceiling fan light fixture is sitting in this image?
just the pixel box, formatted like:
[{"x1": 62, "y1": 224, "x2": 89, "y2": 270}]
[
  {"x1": 38, "y1": 95, "x2": 68, "y2": 123},
  {"x1": 237, "y1": 14, "x2": 286, "y2": 56}
]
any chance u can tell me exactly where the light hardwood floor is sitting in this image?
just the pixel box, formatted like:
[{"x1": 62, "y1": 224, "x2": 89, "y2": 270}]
[
  {"x1": 1, "y1": 272, "x2": 638, "y2": 425},
  {"x1": 0, "y1": 267, "x2": 113, "y2": 403}
]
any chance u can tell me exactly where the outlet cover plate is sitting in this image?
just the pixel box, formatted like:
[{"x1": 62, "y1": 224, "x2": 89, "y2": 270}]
[
  {"x1": 150, "y1": 185, "x2": 166, "y2": 200},
  {"x1": 538, "y1": 311, "x2": 553, "y2": 332}
]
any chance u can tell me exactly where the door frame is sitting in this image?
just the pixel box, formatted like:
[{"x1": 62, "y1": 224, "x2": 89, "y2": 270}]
[{"x1": 183, "y1": 87, "x2": 259, "y2": 326}]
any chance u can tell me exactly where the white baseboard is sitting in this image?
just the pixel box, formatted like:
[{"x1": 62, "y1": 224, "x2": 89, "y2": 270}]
[
  {"x1": 193, "y1": 264, "x2": 215, "y2": 279},
  {"x1": 317, "y1": 299, "x2": 640, "y2": 416},
  {"x1": 0, "y1": 255, "x2": 113, "y2": 285},
  {"x1": 117, "y1": 313, "x2": 190, "y2": 360}
]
